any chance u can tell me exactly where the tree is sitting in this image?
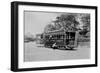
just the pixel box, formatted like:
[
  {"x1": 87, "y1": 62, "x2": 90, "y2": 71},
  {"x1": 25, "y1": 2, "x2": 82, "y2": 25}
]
[
  {"x1": 44, "y1": 14, "x2": 81, "y2": 33},
  {"x1": 52, "y1": 20, "x2": 62, "y2": 30},
  {"x1": 79, "y1": 14, "x2": 90, "y2": 36},
  {"x1": 24, "y1": 33, "x2": 35, "y2": 42},
  {"x1": 55, "y1": 14, "x2": 79, "y2": 31},
  {"x1": 81, "y1": 14, "x2": 90, "y2": 31},
  {"x1": 44, "y1": 24, "x2": 56, "y2": 33}
]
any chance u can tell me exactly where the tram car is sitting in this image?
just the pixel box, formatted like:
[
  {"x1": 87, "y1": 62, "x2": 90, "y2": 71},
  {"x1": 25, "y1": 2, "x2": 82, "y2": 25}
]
[{"x1": 43, "y1": 29, "x2": 79, "y2": 50}]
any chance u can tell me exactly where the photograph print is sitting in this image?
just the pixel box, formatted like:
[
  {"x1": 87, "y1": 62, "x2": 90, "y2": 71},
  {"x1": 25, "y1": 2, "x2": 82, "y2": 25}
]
[
  {"x1": 11, "y1": 2, "x2": 97, "y2": 71},
  {"x1": 24, "y1": 11, "x2": 90, "y2": 62}
]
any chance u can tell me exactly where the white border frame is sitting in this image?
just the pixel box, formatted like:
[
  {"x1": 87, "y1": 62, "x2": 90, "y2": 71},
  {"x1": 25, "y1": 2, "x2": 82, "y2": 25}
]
[{"x1": 18, "y1": 5, "x2": 95, "y2": 68}]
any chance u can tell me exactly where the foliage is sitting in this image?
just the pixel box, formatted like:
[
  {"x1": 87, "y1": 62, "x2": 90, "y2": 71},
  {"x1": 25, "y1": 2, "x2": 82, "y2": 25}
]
[
  {"x1": 44, "y1": 13, "x2": 90, "y2": 36},
  {"x1": 55, "y1": 14, "x2": 79, "y2": 30},
  {"x1": 44, "y1": 14, "x2": 79, "y2": 32},
  {"x1": 24, "y1": 33, "x2": 36, "y2": 42},
  {"x1": 79, "y1": 14, "x2": 90, "y2": 36}
]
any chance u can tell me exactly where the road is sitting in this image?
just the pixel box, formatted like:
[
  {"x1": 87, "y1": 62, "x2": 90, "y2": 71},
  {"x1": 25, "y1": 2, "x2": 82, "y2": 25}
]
[{"x1": 24, "y1": 42, "x2": 90, "y2": 62}]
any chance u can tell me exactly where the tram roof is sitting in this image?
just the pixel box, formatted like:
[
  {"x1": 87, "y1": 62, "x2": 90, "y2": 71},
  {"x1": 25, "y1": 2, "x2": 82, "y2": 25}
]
[
  {"x1": 44, "y1": 27, "x2": 78, "y2": 35},
  {"x1": 44, "y1": 28, "x2": 64, "y2": 35}
]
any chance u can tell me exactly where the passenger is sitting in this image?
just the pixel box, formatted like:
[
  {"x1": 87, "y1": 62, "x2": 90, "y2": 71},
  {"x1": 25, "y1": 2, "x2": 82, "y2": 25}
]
[{"x1": 52, "y1": 43, "x2": 57, "y2": 49}]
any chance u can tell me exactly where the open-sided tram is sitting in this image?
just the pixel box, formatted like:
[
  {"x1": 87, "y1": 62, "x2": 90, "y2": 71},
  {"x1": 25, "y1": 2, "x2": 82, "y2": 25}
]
[{"x1": 42, "y1": 29, "x2": 78, "y2": 50}]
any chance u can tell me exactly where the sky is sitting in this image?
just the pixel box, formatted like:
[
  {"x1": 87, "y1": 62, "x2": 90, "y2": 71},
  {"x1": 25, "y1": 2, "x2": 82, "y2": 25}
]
[
  {"x1": 24, "y1": 11, "x2": 61, "y2": 36},
  {"x1": 24, "y1": 11, "x2": 90, "y2": 36}
]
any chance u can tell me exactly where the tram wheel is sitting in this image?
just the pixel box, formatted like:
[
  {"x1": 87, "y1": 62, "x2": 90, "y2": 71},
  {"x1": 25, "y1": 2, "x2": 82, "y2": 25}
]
[
  {"x1": 68, "y1": 47, "x2": 74, "y2": 50},
  {"x1": 65, "y1": 46, "x2": 74, "y2": 50},
  {"x1": 52, "y1": 46, "x2": 58, "y2": 49}
]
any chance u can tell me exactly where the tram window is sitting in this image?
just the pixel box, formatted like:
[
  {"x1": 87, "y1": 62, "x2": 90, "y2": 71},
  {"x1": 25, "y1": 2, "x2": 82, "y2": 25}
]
[
  {"x1": 59, "y1": 35, "x2": 61, "y2": 39},
  {"x1": 45, "y1": 35, "x2": 49, "y2": 39},
  {"x1": 54, "y1": 35, "x2": 56, "y2": 39},
  {"x1": 62, "y1": 35, "x2": 64, "y2": 39},
  {"x1": 70, "y1": 32, "x2": 75, "y2": 39},
  {"x1": 58, "y1": 35, "x2": 60, "y2": 39},
  {"x1": 63, "y1": 35, "x2": 65, "y2": 38},
  {"x1": 52, "y1": 35, "x2": 54, "y2": 39},
  {"x1": 57, "y1": 35, "x2": 58, "y2": 39},
  {"x1": 60, "y1": 35, "x2": 62, "y2": 39},
  {"x1": 56, "y1": 35, "x2": 58, "y2": 39},
  {"x1": 58, "y1": 35, "x2": 61, "y2": 39}
]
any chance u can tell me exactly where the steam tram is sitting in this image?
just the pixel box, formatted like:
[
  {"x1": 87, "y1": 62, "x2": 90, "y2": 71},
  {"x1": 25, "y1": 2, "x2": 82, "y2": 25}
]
[{"x1": 43, "y1": 29, "x2": 78, "y2": 50}]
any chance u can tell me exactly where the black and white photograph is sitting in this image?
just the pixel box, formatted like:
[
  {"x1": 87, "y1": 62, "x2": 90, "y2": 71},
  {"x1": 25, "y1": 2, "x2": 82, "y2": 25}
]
[
  {"x1": 24, "y1": 11, "x2": 90, "y2": 62},
  {"x1": 11, "y1": 1, "x2": 97, "y2": 71}
]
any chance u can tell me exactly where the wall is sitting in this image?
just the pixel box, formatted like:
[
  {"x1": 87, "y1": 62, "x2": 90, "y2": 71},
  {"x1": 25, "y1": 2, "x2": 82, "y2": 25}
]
[{"x1": 0, "y1": 0, "x2": 99, "y2": 73}]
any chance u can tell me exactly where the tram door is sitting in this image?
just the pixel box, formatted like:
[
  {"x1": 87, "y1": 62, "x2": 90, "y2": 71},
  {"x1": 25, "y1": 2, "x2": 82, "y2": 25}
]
[{"x1": 66, "y1": 32, "x2": 76, "y2": 47}]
